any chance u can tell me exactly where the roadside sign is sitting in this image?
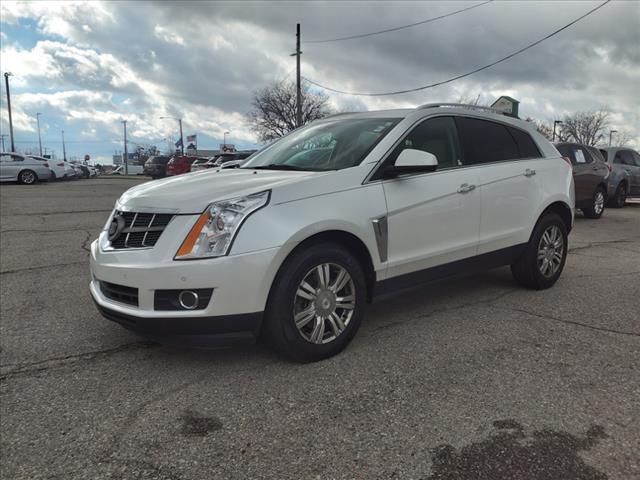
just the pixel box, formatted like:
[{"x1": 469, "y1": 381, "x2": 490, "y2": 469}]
[{"x1": 220, "y1": 144, "x2": 236, "y2": 153}]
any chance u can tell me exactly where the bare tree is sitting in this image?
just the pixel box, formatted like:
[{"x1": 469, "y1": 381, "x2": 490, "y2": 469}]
[
  {"x1": 610, "y1": 129, "x2": 634, "y2": 147},
  {"x1": 248, "y1": 79, "x2": 333, "y2": 142},
  {"x1": 560, "y1": 109, "x2": 610, "y2": 146}
]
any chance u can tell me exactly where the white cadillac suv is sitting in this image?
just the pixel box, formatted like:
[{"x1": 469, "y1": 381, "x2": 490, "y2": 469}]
[{"x1": 90, "y1": 104, "x2": 574, "y2": 362}]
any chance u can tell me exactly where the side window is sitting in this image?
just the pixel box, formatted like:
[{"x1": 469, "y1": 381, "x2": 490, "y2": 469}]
[
  {"x1": 613, "y1": 151, "x2": 624, "y2": 164},
  {"x1": 579, "y1": 147, "x2": 594, "y2": 164},
  {"x1": 455, "y1": 117, "x2": 519, "y2": 164},
  {"x1": 632, "y1": 151, "x2": 640, "y2": 166},
  {"x1": 614, "y1": 150, "x2": 634, "y2": 165},
  {"x1": 507, "y1": 127, "x2": 541, "y2": 158},
  {"x1": 620, "y1": 150, "x2": 635, "y2": 166},
  {"x1": 389, "y1": 116, "x2": 461, "y2": 170},
  {"x1": 587, "y1": 147, "x2": 605, "y2": 162},
  {"x1": 10, "y1": 155, "x2": 24, "y2": 162},
  {"x1": 599, "y1": 149, "x2": 609, "y2": 162}
]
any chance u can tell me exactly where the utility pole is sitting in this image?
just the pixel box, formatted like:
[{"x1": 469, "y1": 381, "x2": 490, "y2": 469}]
[
  {"x1": 160, "y1": 116, "x2": 184, "y2": 155},
  {"x1": 609, "y1": 130, "x2": 617, "y2": 147},
  {"x1": 122, "y1": 120, "x2": 128, "y2": 175},
  {"x1": 36, "y1": 112, "x2": 43, "y2": 156},
  {"x1": 290, "y1": 23, "x2": 302, "y2": 128},
  {"x1": 4, "y1": 72, "x2": 15, "y2": 152},
  {"x1": 61, "y1": 130, "x2": 67, "y2": 161}
]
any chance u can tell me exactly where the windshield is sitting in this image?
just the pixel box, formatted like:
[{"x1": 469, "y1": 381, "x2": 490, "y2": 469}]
[{"x1": 242, "y1": 117, "x2": 400, "y2": 171}]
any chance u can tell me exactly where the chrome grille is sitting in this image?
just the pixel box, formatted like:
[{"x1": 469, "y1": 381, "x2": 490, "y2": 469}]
[{"x1": 109, "y1": 211, "x2": 174, "y2": 249}]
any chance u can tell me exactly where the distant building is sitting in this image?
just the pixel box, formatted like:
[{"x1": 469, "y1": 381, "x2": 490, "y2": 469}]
[{"x1": 187, "y1": 149, "x2": 220, "y2": 157}]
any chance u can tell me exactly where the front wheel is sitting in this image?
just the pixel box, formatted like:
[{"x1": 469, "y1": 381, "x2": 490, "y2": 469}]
[
  {"x1": 582, "y1": 187, "x2": 606, "y2": 219},
  {"x1": 608, "y1": 182, "x2": 627, "y2": 208},
  {"x1": 511, "y1": 213, "x2": 568, "y2": 290},
  {"x1": 18, "y1": 169, "x2": 38, "y2": 185},
  {"x1": 264, "y1": 243, "x2": 366, "y2": 362}
]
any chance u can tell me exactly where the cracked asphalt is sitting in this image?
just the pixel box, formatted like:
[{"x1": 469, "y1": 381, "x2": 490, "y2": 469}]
[{"x1": 1, "y1": 178, "x2": 639, "y2": 480}]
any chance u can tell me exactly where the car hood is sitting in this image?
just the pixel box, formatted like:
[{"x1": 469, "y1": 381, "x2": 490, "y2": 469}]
[{"x1": 116, "y1": 168, "x2": 320, "y2": 214}]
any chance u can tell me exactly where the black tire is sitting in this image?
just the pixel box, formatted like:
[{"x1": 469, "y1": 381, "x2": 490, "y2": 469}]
[
  {"x1": 263, "y1": 242, "x2": 367, "y2": 363},
  {"x1": 608, "y1": 182, "x2": 627, "y2": 208},
  {"x1": 511, "y1": 212, "x2": 568, "y2": 290},
  {"x1": 18, "y1": 169, "x2": 38, "y2": 185},
  {"x1": 582, "y1": 186, "x2": 606, "y2": 219}
]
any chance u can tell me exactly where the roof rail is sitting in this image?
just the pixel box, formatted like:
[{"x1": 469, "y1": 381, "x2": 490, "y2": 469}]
[{"x1": 416, "y1": 103, "x2": 509, "y2": 116}]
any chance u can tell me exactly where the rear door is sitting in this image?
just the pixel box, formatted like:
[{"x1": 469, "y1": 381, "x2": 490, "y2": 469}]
[{"x1": 455, "y1": 117, "x2": 544, "y2": 254}]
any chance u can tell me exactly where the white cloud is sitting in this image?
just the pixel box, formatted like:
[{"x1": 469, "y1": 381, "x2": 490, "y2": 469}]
[{"x1": 153, "y1": 25, "x2": 185, "y2": 46}]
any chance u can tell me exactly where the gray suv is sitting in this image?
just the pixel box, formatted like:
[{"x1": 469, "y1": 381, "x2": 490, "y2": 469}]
[{"x1": 599, "y1": 147, "x2": 640, "y2": 207}]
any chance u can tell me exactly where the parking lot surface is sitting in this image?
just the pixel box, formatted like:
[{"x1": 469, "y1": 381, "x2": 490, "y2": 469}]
[{"x1": 1, "y1": 178, "x2": 639, "y2": 480}]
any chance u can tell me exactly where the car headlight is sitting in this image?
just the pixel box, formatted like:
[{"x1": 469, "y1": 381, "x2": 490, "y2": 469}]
[{"x1": 175, "y1": 190, "x2": 270, "y2": 260}]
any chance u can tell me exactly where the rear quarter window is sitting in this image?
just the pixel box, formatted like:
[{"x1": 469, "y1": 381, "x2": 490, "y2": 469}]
[{"x1": 507, "y1": 127, "x2": 541, "y2": 159}]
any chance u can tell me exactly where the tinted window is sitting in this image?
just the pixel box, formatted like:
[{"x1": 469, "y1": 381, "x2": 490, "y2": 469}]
[
  {"x1": 599, "y1": 149, "x2": 609, "y2": 162},
  {"x1": 455, "y1": 117, "x2": 519, "y2": 164},
  {"x1": 614, "y1": 150, "x2": 634, "y2": 165},
  {"x1": 389, "y1": 116, "x2": 461, "y2": 170},
  {"x1": 508, "y1": 127, "x2": 541, "y2": 158},
  {"x1": 632, "y1": 151, "x2": 640, "y2": 166},
  {"x1": 587, "y1": 147, "x2": 605, "y2": 162}
]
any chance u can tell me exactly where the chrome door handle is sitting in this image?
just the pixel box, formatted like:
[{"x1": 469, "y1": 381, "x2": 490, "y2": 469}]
[
  {"x1": 457, "y1": 183, "x2": 476, "y2": 194},
  {"x1": 524, "y1": 169, "x2": 536, "y2": 177}
]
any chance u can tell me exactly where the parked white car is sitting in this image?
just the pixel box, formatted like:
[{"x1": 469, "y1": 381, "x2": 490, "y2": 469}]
[
  {"x1": 90, "y1": 104, "x2": 574, "y2": 362},
  {"x1": 111, "y1": 165, "x2": 144, "y2": 175},
  {"x1": 29, "y1": 155, "x2": 67, "y2": 180},
  {"x1": 0, "y1": 152, "x2": 53, "y2": 184}
]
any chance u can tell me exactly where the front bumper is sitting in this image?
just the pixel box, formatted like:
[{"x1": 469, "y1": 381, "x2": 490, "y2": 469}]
[
  {"x1": 90, "y1": 228, "x2": 284, "y2": 341},
  {"x1": 94, "y1": 301, "x2": 262, "y2": 344}
]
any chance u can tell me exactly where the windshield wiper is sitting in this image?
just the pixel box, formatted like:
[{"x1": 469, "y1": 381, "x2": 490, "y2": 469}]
[{"x1": 247, "y1": 164, "x2": 309, "y2": 171}]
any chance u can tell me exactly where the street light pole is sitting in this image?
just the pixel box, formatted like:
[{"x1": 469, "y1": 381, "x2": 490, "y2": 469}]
[
  {"x1": 223, "y1": 131, "x2": 230, "y2": 151},
  {"x1": 4, "y1": 72, "x2": 15, "y2": 152},
  {"x1": 36, "y1": 113, "x2": 43, "y2": 156},
  {"x1": 122, "y1": 120, "x2": 128, "y2": 175},
  {"x1": 553, "y1": 120, "x2": 563, "y2": 142},
  {"x1": 61, "y1": 130, "x2": 67, "y2": 161},
  {"x1": 609, "y1": 130, "x2": 617, "y2": 147}
]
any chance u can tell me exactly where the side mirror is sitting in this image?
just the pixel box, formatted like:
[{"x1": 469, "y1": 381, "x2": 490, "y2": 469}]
[{"x1": 382, "y1": 149, "x2": 438, "y2": 178}]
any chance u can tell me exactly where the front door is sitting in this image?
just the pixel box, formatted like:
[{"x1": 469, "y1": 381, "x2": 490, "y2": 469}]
[{"x1": 380, "y1": 116, "x2": 481, "y2": 280}]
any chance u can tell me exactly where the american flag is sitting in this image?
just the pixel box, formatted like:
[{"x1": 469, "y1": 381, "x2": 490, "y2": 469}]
[{"x1": 187, "y1": 134, "x2": 197, "y2": 142}]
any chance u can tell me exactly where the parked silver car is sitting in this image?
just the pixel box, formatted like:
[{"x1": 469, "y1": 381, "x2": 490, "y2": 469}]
[
  {"x1": 599, "y1": 147, "x2": 640, "y2": 207},
  {"x1": 0, "y1": 152, "x2": 53, "y2": 184}
]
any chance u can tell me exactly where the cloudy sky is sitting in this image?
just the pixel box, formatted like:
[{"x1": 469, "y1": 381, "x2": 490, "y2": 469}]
[{"x1": 0, "y1": 0, "x2": 638, "y2": 164}]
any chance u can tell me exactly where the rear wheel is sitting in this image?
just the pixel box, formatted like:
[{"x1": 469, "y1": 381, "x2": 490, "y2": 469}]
[
  {"x1": 264, "y1": 243, "x2": 366, "y2": 362},
  {"x1": 608, "y1": 182, "x2": 627, "y2": 208},
  {"x1": 582, "y1": 186, "x2": 605, "y2": 219},
  {"x1": 511, "y1": 213, "x2": 568, "y2": 290},
  {"x1": 18, "y1": 169, "x2": 37, "y2": 185}
]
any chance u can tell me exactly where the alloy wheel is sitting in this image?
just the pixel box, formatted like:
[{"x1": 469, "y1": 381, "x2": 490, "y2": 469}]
[
  {"x1": 21, "y1": 171, "x2": 36, "y2": 184},
  {"x1": 594, "y1": 191, "x2": 605, "y2": 215},
  {"x1": 537, "y1": 225, "x2": 564, "y2": 277},
  {"x1": 293, "y1": 263, "x2": 356, "y2": 344}
]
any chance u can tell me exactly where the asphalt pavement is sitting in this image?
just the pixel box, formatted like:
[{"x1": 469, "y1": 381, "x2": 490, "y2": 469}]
[{"x1": 1, "y1": 178, "x2": 639, "y2": 480}]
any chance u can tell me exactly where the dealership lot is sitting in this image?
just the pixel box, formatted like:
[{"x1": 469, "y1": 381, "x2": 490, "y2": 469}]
[{"x1": 1, "y1": 179, "x2": 639, "y2": 479}]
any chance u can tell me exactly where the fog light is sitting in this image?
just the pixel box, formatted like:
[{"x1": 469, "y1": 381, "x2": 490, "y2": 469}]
[{"x1": 178, "y1": 290, "x2": 199, "y2": 310}]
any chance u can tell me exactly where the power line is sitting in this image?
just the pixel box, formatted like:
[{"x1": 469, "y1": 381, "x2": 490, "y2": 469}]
[
  {"x1": 304, "y1": 0, "x2": 611, "y2": 97},
  {"x1": 304, "y1": 0, "x2": 494, "y2": 44}
]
